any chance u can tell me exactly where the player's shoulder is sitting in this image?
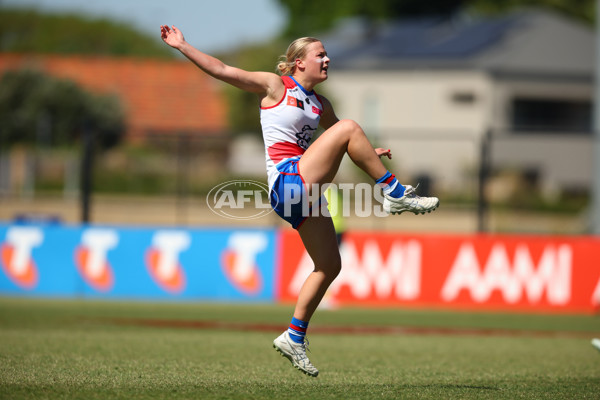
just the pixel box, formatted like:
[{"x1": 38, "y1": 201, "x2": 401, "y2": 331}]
[
  {"x1": 281, "y1": 75, "x2": 296, "y2": 89},
  {"x1": 315, "y1": 93, "x2": 332, "y2": 108},
  {"x1": 260, "y1": 72, "x2": 286, "y2": 91}
]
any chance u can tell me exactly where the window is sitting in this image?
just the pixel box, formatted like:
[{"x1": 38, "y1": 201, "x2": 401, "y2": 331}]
[
  {"x1": 511, "y1": 98, "x2": 592, "y2": 133},
  {"x1": 451, "y1": 91, "x2": 477, "y2": 105}
]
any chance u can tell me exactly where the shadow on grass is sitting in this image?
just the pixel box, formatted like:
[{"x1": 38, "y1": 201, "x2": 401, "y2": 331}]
[{"x1": 424, "y1": 384, "x2": 501, "y2": 391}]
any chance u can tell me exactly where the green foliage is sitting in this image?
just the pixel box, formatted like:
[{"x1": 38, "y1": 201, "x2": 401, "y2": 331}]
[
  {"x1": 0, "y1": 69, "x2": 125, "y2": 149},
  {"x1": 468, "y1": 0, "x2": 595, "y2": 25},
  {"x1": 276, "y1": 0, "x2": 595, "y2": 39},
  {"x1": 277, "y1": 0, "x2": 465, "y2": 38},
  {"x1": 0, "y1": 7, "x2": 173, "y2": 58}
]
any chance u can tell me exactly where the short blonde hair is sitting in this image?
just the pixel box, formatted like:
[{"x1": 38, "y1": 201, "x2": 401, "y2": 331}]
[{"x1": 276, "y1": 37, "x2": 321, "y2": 76}]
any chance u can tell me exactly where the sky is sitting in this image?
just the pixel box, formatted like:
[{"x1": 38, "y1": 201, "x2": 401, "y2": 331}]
[{"x1": 1, "y1": 0, "x2": 288, "y2": 53}]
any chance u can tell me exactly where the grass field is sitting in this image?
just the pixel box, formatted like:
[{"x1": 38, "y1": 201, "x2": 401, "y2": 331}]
[{"x1": 0, "y1": 297, "x2": 599, "y2": 399}]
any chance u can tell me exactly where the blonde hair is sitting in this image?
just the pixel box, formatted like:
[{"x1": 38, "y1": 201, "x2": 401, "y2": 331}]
[{"x1": 276, "y1": 37, "x2": 321, "y2": 76}]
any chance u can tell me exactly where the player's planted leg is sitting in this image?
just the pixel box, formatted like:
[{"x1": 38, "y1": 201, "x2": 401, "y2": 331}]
[
  {"x1": 272, "y1": 215, "x2": 338, "y2": 377},
  {"x1": 273, "y1": 331, "x2": 319, "y2": 377}
]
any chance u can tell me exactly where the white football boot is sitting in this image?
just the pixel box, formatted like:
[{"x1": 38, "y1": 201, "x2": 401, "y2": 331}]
[
  {"x1": 383, "y1": 184, "x2": 439, "y2": 215},
  {"x1": 273, "y1": 331, "x2": 319, "y2": 377}
]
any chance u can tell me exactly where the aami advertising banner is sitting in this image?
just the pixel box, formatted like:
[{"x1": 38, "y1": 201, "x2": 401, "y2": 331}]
[
  {"x1": 276, "y1": 230, "x2": 600, "y2": 314},
  {"x1": 2, "y1": 223, "x2": 600, "y2": 314},
  {"x1": 0, "y1": 224, "x2": 276, "y2": 301}
]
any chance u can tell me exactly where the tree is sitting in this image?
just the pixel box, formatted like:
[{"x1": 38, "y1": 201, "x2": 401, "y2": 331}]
[
  {"x1": 276, "y1": 0, "x2": 594, "y2": 39},
  {"x1": 277, "y1": 0, "x2": 465, "y2": 38},
  {"x1": 467, "y1": 0, "x2": 594, "y2": 25},
  {"x1": 0, "y1": 69, "x2": 125, "y2": 149},
  {"x1": 0, "y1": 8, "x2": 173, "y2": 58}
]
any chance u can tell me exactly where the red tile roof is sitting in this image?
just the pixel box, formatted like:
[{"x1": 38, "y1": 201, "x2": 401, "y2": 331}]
[{"x1": 0, "y1": 53, "x2": 229, "y2": 139}]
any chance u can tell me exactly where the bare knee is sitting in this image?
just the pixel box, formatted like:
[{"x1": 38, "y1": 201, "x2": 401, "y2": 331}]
[
  {"x1": 314, "y1": 252, "x2": 342, "y2": 282},
  {"x1": 330, "y1": 119, "x2": 365, "y2": 145},
  {"x1": 330, "y1": 257, "x2": 342, "y2": 280},
  {"x1": 336, "y1": 119, "x2": 364, "y2": 139}
]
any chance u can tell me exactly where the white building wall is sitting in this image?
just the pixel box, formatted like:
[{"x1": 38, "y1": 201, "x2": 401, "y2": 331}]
[
  {"x1": 322, "y1": 70, "x2": 593, "y2": 194},
  {"x1": 324, "y1": 70, "x2": 492, "y2": 133},
  {"x1": 323, "y1": 70, "x2": 494, "y2": 191}
]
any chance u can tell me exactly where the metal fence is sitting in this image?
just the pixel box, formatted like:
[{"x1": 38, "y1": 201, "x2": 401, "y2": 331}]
[{"x1": 0, "y1": 129, "x2": 593, "y2": 234}]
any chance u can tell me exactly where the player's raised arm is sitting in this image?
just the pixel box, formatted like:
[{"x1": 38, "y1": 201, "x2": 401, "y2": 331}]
[{"x1": 160, "y1": 25, "x2": 281, "y2": 98}]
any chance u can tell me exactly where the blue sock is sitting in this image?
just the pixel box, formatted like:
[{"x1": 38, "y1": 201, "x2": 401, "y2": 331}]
[
  {"x1": 376, "y1": 171, "x2": 405, "y2": 198},
  {"x1": 287, "y1": 317, "x2": 308, "y2": 344}
]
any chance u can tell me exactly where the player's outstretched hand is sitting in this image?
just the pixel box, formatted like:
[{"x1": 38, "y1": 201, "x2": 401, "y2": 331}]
[{"x1": 160, "y1": 25, "x2": 185, "y2": 49}]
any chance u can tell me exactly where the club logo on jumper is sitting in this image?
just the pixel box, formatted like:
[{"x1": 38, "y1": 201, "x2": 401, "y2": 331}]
[
  {"x1": 207, "y1": 180, "x2": 275, "y2": 221},
  {"x1": 145, "y1": 231, "x2": 190, "y2": 294},
  {"x1": 221, "y1": 232, "x2": 267, "y2": 295},
  {"x1": 0, "y1": 226, "x2": 43, "y2": 289},
  {"x1": 75, "y1": 229, "x2": 118, "y2": 292},
  {"x1": 295, "y1": 125, "x2": 315, "y2": 149},
  {"x1": 287, "y1": 96, "x2": 304, "y2": 110}
]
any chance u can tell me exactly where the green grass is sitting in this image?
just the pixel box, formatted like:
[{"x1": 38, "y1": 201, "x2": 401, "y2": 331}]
[{"x1": 0, "y1": 298, "x2": 599, "y2": 399}]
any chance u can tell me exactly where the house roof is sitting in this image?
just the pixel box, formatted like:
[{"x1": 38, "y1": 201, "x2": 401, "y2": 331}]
[
  {"x1": 0, "y1": 54, "x2": 229, "y2": 138},
  {"x1": 323, "y1": 9, "x2": 594, "y2": 79}
]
